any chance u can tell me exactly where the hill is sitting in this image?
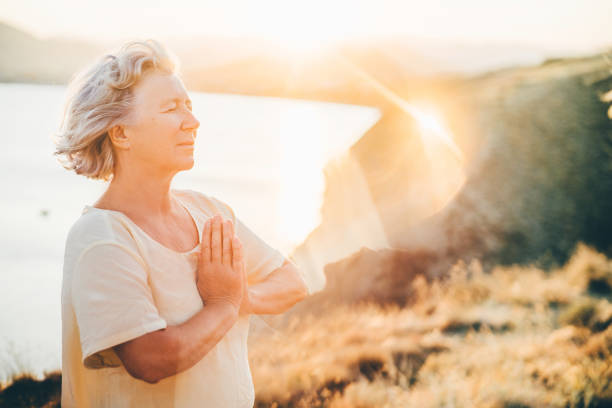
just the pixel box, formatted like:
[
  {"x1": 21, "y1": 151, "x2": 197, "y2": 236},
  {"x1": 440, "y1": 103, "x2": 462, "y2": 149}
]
[
  {"x1": 0, "y1": 22, "x2": 104, "y2": 83},
  {"x1": 286, "y1": 51, "x2": 612, "y2": 305}
]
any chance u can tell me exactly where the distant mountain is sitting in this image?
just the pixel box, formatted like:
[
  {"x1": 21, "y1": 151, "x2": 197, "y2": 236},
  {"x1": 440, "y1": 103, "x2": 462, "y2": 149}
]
[
  {"x1": 0, "y1": 22, "x2": 104, "y2": 83},
  {"x1": 2, "y1": 20, "x2": 580, "y2": 91}
]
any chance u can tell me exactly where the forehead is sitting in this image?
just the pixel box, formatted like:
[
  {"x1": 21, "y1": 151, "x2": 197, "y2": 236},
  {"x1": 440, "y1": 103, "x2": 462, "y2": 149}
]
[{"x1": 132, "y1": 72, "x2": 188, "y2": 103}]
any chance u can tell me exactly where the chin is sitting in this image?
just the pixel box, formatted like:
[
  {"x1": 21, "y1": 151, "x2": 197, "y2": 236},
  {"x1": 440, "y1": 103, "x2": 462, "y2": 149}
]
[
  {"x1": 177, "y1": 160, "x2": 194, "y2": 172},
  {"x1": 182, "y1": 158, "x2": 195, "y2": 170},
  {"x1": 167, "y1": 153, "x2": 195, "y2": 173}
]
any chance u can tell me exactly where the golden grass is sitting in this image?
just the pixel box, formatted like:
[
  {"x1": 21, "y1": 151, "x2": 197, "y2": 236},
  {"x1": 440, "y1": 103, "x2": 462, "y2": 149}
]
[
  {"x1": 249, "y1": 243, "x2": 612, "y2": 408},
  {"x1": 1, "y1": 243, "x2": 610, "y2": 407}
]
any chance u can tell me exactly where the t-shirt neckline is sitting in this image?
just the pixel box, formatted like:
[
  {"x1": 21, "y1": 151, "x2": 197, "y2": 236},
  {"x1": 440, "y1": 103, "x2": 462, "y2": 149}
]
[{"x1": 83, "y1": 192, "x2": 201, "y2": 256}]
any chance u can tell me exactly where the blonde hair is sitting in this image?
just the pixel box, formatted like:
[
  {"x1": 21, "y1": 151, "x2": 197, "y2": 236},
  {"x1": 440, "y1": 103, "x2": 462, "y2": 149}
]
[{"x1": 53, "y1": 39, "x2": 178, "y2": 181}]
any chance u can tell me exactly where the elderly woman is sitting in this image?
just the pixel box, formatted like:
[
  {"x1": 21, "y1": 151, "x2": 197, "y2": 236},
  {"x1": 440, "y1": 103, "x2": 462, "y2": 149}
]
[{"x1": 55, "y1": 40, "x2": 309, "y2": 408}]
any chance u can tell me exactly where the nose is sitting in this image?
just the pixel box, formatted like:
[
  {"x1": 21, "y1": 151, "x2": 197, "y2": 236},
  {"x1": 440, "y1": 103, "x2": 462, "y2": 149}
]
[{"x1": 182, "y1": 110, "x2": 200, "y2": 134}]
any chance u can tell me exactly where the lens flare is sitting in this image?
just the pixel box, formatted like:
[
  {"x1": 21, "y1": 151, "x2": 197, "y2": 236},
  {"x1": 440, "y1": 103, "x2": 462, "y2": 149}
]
[
  {"x1": 291, "y1": 55, "x2": 467, "y2": 295},
  {"x1": 335, "y1": 54, "x2": 466, "y2": 214}
]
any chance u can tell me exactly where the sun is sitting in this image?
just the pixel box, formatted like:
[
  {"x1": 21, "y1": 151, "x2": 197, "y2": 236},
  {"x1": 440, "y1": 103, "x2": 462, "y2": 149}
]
[{"x1": 401, "y1": 102, "x2": 464, "y2": 164}]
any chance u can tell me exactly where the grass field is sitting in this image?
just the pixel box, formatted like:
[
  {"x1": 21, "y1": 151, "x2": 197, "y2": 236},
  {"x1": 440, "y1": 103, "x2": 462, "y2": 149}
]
[
  {"x1": 1, "y1": 243, "x2": 610, "y2": 407},
  {"x1": 248, "y1": 243, "x2": 612, "y2": 408}
]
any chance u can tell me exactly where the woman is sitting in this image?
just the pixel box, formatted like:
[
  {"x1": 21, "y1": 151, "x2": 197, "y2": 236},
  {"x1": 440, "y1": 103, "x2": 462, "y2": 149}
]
[{"x1": 54, "y1": 40, "x2": 309, "y2": 408}]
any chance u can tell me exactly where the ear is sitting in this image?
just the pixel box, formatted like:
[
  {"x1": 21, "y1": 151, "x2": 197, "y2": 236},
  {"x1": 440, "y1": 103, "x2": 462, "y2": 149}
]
[{"x1": 108, "y1": 125, "x2": 130, "y2": 150}]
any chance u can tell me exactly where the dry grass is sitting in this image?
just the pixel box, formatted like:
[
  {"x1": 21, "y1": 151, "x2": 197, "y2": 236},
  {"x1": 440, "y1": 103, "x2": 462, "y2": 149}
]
[
  {"x1": 1, "y1": 244, "x2": 610, "y2": 407},
  {"x1": 249, "y1": 243, "x2": 612, "y2": 408}
]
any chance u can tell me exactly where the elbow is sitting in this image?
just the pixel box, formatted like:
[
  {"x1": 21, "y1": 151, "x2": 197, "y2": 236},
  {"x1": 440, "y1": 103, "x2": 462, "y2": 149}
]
[
  {"x1": 116, "y1": 329, "x2": 180, "y2": 385},
  {"x1": 287, "y1": 264, "x2": 308, "y2": 304},
  {"x1": 126, "y1": 358, "x2": 166, "y2": 385},
  {"x1": 295, "y1": 270, "x2": 309, "y2": 300},
  {"x1": 283, "y1": 284, "x2": 308, "y2": 312},
  {"x1": 121, "y1": 360, "x2": 159, "y2": 384},
  {"x1": 138, "y1": 356, "x2": 178, "y2": 384},
  {"x1": 139, "y1": 372, "x2": 160, "y2": 385},
  {"x1": 296, "y1": 280, "x2": 309, "y2": 301},
  {"x1": 145, "y1": 333, "x2": 181, "y2": 384},
  {"x1": 141, "y1": 349, "x2": 179, "y2": 384},
  {"x1": 290, "y1": 274, "x2": 309, "y2": 305}
]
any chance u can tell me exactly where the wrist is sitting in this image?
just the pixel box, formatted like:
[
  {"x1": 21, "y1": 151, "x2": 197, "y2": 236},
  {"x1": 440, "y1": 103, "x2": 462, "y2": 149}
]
[
  {"x1": 239, "y1": 290, "x2": 253, "y2": 316},
  {"x1": 205, "y1": 297, "x2": 240, "y2": 315}
]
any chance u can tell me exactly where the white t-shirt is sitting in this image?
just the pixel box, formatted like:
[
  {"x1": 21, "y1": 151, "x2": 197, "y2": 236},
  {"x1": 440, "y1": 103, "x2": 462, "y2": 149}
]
[{"x1": 60, "y1": 189, "x2": 286, "y2": 408}]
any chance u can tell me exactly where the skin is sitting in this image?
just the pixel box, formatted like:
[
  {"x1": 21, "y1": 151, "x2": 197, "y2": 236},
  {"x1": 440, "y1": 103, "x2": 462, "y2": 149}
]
[{"x1": 92, "y1": 70, "x2": 308, "y2": 384}]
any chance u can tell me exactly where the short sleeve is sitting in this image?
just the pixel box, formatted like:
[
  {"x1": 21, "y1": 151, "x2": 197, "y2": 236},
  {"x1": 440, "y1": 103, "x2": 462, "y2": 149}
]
[
  {"x1": 71, "y1": 242, "x2": 167, "y2": 369},
  {"x1": 206, "y1": 194, "x2": 286, "y2": 285},
  {"x1": 235, "y1": 218, "x2": 286, "y2": 285}
]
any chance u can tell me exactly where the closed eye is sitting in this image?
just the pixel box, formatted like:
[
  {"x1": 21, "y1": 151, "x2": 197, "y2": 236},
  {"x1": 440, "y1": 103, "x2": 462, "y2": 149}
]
[{"x1": 162, "y1": 99, "x2": 191, "y2": 112}]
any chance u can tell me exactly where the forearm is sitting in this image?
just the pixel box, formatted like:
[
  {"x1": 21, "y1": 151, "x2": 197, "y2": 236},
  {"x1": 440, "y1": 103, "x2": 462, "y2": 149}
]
[
  {"x1": 247, "y1": 264, "x2": 308, "y2": 315},
  {"x1": 146, "y1": 302, "x2": 239, "y2": 382}
]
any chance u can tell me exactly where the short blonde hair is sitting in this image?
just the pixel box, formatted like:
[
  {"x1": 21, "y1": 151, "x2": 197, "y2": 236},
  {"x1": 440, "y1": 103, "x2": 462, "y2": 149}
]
[{"x1": 54, "y1": 39, "x2": 178, "y2": 181}]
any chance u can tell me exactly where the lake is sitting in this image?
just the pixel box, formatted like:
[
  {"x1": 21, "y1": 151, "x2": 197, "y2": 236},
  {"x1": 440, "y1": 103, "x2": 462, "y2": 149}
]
[{"x1": 0, "y1": 82, "x2": 380, "y2": 384}]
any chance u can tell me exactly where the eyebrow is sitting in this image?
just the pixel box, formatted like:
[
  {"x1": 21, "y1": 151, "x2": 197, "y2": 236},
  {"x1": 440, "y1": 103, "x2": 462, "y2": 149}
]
[{"x1": 161, "y1": 97, "x2": 192, "y2": 107}]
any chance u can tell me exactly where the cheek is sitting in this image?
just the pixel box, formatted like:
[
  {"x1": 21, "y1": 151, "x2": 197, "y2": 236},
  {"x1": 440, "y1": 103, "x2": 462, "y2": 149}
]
[
  {"x1": 134, "y1": 115, "x2": 182, "y2": 147},
  {"x1": 150, "y1": 115, "x2": 181, "y2": 133}
]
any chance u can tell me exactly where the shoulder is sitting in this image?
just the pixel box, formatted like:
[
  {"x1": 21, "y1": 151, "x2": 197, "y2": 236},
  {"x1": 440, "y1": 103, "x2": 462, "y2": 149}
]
[
  {"x1": 66, "y1": 209, "x2": 113, "y2": 246},
  {"x1": 172, "y1": 188, "x2": 236, "y2": 222},
  {"x1": 64, "y1": 208, "x2": 142, "y2": 261}
]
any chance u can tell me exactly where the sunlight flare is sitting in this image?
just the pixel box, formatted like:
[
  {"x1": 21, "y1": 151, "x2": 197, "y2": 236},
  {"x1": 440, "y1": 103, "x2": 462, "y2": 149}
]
[{"x1": 335, "y1": 54, "x2": 466, "y2": 214}]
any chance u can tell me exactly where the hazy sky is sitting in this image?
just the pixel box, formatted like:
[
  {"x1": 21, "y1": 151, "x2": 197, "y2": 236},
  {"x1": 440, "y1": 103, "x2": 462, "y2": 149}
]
[{"x1": 1, "y1": 0, "x2": 611, "y2": 52}]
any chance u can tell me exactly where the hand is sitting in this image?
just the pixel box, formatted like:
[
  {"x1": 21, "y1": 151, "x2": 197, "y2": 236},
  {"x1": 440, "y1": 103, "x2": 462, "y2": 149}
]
[
  {"x1": 196, "y1": 214, "x2": 245, "y2": 313},
  {"x1": 238, "y1": 264, "x2": 252, "y2": 317}
]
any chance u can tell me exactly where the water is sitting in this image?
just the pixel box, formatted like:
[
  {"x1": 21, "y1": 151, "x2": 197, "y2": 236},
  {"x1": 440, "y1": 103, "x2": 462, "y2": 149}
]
[{"x1": 0, "y1": 83, "x2": 380, "y2": 384}]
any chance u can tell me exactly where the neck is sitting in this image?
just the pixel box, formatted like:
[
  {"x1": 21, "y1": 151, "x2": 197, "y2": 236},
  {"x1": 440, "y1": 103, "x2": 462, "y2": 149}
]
[{"x1": 96, "y1": 160, "x2": 179, "y2": 218}]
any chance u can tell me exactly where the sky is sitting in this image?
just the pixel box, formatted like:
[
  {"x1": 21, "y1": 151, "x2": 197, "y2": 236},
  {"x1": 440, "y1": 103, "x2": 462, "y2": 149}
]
[{"x1": 1, "y1": 0, "x2": 611, "y2": 54}]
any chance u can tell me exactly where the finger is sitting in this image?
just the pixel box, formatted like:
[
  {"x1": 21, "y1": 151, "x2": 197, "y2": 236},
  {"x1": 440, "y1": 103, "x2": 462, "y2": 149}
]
[
  {"x1": 232, "y1": 236, "x2": 244, "y2": 274},
  {"x1": 227, "y1": 219, "x2": 234, "y2": 238},
  {"x1": 227, "y1": 219, "x2": 234, "y2": 256},
  {"x1": 211, "y1": 214, "x2": 222, "y2": 264},
  {"x1": 200, "y1": 218, "x2": 211, "y2": 263},
  {"x1": 242, "y1": 254, "x2": 249, "y2": 288},
  {"x1": 222, "y1": 220, "x2": 232, "y2": 266}
]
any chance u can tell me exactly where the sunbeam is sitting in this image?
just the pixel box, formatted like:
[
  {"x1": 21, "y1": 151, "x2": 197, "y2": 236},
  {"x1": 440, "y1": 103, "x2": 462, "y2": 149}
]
[
  {"x1": 335, "y1": 54, "x2": 466, "y2": 214},
  {"x1": 288, "y1": 54, "x2": 467, "y2": 295}
]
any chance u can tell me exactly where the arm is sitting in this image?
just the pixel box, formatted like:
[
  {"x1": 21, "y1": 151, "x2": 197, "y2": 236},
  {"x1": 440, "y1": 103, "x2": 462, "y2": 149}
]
[
  {"x1": 113, "y1": 302, "x2": 238, "y2": 384},
  {"x1": 243, "y1": 259, "x2": 309, "y2": 315},
  {"x1": 114, "y1": 215, "x2": 245, "y2": 384}
]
